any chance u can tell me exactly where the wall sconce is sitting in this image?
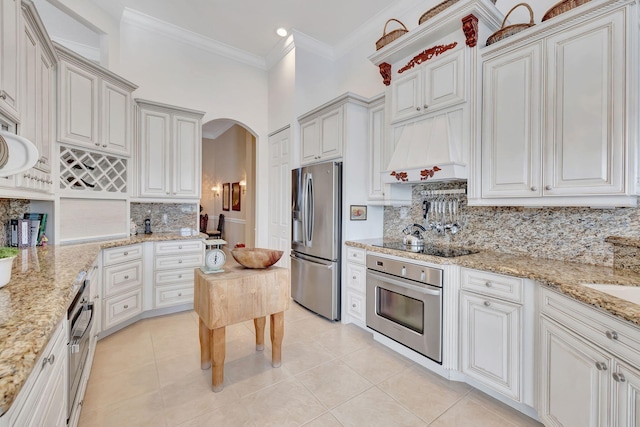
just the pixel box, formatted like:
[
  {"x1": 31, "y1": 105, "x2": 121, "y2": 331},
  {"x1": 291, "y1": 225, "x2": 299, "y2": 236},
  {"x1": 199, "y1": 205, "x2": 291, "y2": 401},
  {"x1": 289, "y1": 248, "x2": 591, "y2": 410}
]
[
  {"x1": 211, "y1": 184, "x2": 221, "y2": 197},
  {"x1": 239, "y1": 179, "x2": 246, "y2": 195}
]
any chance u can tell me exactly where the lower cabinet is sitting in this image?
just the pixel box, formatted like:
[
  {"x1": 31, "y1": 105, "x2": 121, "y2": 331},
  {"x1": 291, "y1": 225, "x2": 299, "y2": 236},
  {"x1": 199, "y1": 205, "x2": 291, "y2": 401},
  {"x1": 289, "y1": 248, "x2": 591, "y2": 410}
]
[
  {"x1": 3, "y1": 321, "x2": 67, "y2": 427},
  {"x1": 153, "y1": 240, "x2": 203, "y2": 309},
  {"x1": 539, "y1": 287, "x2": 640, "y2": 427},
  {"x1": 102, "y1": 288, "x2": 143, "y2": 330},
  {"x1": 344, "y1": 247, "x2": 366, "y2": 326},
  {"x1": 102, "y1": 244, "x2": 143, "y2": 332}
]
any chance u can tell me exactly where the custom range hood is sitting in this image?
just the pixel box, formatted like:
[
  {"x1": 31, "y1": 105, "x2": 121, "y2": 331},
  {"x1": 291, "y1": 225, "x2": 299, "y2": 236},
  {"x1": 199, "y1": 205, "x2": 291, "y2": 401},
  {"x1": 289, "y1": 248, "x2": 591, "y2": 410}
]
[{"x1": 383, "y1": 109, "x2": 467, "y2": 184}]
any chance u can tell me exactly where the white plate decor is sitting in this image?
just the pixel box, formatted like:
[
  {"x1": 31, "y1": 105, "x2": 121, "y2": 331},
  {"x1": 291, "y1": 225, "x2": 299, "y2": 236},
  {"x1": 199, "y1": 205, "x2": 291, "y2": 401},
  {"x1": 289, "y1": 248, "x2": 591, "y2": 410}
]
[{"x1": 0, "y1": 130, "x2": 38, "y2": 177}]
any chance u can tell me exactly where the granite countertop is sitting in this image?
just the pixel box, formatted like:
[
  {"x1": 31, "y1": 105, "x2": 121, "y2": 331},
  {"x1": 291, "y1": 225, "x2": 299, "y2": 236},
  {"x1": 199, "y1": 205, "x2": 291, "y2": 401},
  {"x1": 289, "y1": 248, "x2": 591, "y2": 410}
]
[
  {"x1": 347, "y1": 239, "x2": 640, "y2": 327},
  {"x1": 0, "y1": 232, "x2": 206, "y2": 416}
]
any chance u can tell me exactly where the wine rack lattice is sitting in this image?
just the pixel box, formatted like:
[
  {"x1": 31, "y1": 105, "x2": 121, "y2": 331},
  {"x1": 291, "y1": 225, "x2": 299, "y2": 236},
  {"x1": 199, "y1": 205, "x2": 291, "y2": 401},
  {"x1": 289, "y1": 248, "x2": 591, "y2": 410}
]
[{"x1": 59, "y1": 146, "x2": 127, "y2": 193}]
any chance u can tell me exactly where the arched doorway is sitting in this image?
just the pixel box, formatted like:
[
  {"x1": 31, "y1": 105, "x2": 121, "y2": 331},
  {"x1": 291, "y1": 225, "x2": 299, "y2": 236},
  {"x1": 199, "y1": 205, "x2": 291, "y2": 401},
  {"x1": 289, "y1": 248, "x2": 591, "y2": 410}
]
[{"x1": 200, "y1": 119, "x2": 256, "y2": 248}]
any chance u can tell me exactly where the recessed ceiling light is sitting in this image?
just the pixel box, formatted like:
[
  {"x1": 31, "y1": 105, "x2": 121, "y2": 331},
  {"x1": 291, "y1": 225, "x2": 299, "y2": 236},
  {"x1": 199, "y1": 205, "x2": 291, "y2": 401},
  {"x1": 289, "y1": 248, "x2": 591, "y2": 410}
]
[{"x1": 276, "y1": 28, "x2": 288, "y2": 37}]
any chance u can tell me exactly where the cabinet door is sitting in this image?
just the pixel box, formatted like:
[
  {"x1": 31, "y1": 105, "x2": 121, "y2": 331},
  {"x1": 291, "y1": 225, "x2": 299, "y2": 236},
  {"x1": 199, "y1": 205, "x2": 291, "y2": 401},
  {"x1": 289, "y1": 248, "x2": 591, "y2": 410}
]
[
  {"x1": 424, "y1": 48, "x2": 465, "y2": 111},
  {"x1": 0, "y1": 0, "x2": 20, "y2": 120},
  {"x1": 58, "y1": 60, "x2": 99, "y2": 147},
  {"x1": 481, "y1": 43, "x2": 542, "y2": 198},
  {"x1": 172, "y1": 114, "x2": 200, "y2": 197},
  {"x1": 21, "y1": 17, "x2": 38, "y2": 149},
  {"x1": 460, "y1": 291, "x2": 521, "y2": 401},
  {"x1": 101, "y1": 81, "x2": 131, "y2": 156},
  {"x1": 368, "y1": 102, "x2": 385, "y2": 200},
  {"x1": 539, "y1": 317, "x2": 611, "y2": 427},
  {"x1": 544, "y1": 10, "x2": 625, "y2": 196},
  {"x1": 614, "y1": 360, "x2": 640, "y2": 427},
  {"x1": 390, "y1": 68, "x2": 422, "y2": 123},
  {"x1": 319, "y1": 105, "x2": 343, "y2": 160},
  {"x1": 139, "y1": 109, "x2": 171, "y2": 197},
  {"x1": 37, "y1": 50, "x2": 52, "y2": 172},
  {"x1": 300, "y1": 119, "x2": 318, "y2": 164}
]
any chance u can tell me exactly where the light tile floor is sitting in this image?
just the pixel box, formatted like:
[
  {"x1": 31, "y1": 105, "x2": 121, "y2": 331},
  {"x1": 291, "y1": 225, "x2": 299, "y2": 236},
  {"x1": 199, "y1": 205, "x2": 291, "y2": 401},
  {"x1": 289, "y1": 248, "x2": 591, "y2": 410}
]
[{"x1": 79, "y1": 303, "x2": 544, "y2": 427}]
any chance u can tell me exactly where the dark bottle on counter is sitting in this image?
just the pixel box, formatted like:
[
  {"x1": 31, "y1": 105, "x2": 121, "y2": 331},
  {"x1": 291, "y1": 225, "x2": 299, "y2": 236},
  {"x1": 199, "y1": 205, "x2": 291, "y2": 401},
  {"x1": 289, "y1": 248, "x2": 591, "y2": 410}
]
[{"x1": 144, "y1": 218, "x2": 152, "y2": 234}]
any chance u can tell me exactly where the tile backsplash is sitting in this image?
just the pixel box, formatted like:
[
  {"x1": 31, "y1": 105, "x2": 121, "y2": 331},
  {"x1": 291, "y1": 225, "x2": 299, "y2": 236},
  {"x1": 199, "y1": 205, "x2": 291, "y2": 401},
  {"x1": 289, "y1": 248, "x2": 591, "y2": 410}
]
[
  {"x1": 0, "y1": 199, "x2": 30, "y2": 247},
  {"x1": 384, "y1": 182, "x2": 640, "y2": 267},
  {"x1": 130, "y1": 202, "x2": 198, "y2": 234}
]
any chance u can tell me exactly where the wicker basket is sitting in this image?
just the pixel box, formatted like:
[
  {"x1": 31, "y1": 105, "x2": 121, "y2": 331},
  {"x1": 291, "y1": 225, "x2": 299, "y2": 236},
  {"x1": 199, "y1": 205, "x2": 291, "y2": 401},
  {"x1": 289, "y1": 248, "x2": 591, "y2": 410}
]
[
  {"x1": 542, "y1": 0, "x2": 592, "y2": 22},
  {"x1": 419, "y1": 0, "x2": 497, "y2": 25},
  {"x1": 376, "y1": 19, "x2": 409, "y2": 50},
  {"x1": 486, "y1": 3, "x2": 535, "y2": 46}
]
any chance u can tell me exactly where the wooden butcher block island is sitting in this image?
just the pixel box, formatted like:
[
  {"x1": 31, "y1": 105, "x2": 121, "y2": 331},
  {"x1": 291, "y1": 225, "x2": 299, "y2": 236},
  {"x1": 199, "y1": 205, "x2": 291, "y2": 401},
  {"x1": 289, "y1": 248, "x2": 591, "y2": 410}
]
[{"x1": 194, "y1": 265, "x2": 290, "y2": 391}]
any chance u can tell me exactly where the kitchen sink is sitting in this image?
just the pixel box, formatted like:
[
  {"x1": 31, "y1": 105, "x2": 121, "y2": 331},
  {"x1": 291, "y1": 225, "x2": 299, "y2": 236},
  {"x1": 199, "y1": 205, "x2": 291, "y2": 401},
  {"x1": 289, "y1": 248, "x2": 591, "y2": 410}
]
[{"x1": 582, "y1": 284, "x2": 640, "y2": 305}]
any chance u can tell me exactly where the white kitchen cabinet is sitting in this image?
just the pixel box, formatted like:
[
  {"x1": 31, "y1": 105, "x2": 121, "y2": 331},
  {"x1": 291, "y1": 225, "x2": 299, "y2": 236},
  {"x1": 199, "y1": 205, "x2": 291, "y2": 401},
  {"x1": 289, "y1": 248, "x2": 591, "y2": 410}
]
[
  {"x1": 539, "y1": 286, "x2": 640, "y2": 427},
  {"x1": 102, "y1": 243, "x2": 143, "y2": 332},
  {"x1": 56, "y1": 43, "x2": 137, "y2": 157},
  {"x1": 0, "y1": 0, "x2": 20, "y2": 122},
  {"x1": 136, "y1": 99, "x2": 204, "y2": 200},
  {"x1": 343, "y1": 246, "x2": 366, "y2": 327},
  {"x1": 459, "y1": 268, "x2": 529, "y2": 403},
  {"x1": 2, "y1": 320, "x2": 67, "y2": 427},
  {"x1": 476, "y1": 2, "x2": 635, "y2": 207},
  {"x1": 390, "y1": 48, "x2": 465, "y2": 124},
  {"x1": 300, "y1": 104, "x2": 343, "y2": 165},
  {"x1": 153, "y1": 239, "x2": 203, "y2": 309}
]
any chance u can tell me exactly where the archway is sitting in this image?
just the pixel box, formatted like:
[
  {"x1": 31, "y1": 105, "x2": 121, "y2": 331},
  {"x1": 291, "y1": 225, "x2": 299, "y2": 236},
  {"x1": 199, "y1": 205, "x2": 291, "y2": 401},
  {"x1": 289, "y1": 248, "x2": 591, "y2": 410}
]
[{"x1": 200, "y1": 119, "x2": 257, "y2": 249}]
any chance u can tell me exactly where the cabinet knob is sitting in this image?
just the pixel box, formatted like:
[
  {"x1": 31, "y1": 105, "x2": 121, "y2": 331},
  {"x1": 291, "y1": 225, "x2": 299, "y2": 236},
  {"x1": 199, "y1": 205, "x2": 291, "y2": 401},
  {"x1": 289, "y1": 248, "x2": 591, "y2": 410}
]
[
  {"x1": 178, "y1": 293, "x2": 182, "y2": 297},
  {"x1": 483, "y1": 301, "x2": 491, "y2": 307},
  {"x1": 41, "y1": 354, "x2": 55, "y2": 368},
  {"x1": 124, "y1": 252, "x2": 128, "y2": 256},
  {"x1": 124, "y1": 304, "x2": 129, "y2": 309},
  {"x1": 605, "y1": 330, "x2": 619, "y2": 340},
  {"x1": 0, "y1": 91, "x2": 6, "y2": 100},
  {"x1": 485, "y1": 282, "x2": 492, "y2": 288},
  {"x1": 124, "y1": 275, "x2": 129, "y2": 280},
  {"x1": 352, "y1": 276, "x2": 356, "y2": 280},
  {"x1": 416, "y1": 107, "x2": 421, "y2": 111},
  {"x1": 179, "y1": 245, "x2": 183, "y2": 249},
  {"x1": 530, "y1": 186, "x2": 538, "y2": 192},
  {"x1": 95, "y1": 143, "x2": 100, "y2": 146},
  {"x1": 352, "y1": 304, "x2": 356, "y2": 308},
  {"x1": 423, "y1": 104, "x2": 428, "y2": 109},
  {"x1": 595, "y1": 362, "x2": 608, "y2": 371},
  {"x1": 102, "y1": 144, "x2": 107, "y2": 148},
  {"x1": 178, "y1": 275, "x2": 182, "y2": 279},
  {"x1": 178, "y1": 260, "x2": 183, "y2": 264},
  {"x1": 545, "y1": 185, "x2": 552, "y2": 191},
  {"x1": 613, "y1": 372, "x2": 627, "y2": 382}
]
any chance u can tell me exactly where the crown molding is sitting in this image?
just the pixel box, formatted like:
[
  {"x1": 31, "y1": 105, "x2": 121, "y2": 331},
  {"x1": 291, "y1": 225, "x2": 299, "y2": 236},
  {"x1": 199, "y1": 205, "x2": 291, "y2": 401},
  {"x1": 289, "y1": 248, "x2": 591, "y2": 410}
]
[
  {"x1": 51, "y1": 36, "x2": 101, "y2": 63},
  {"x1": 121, "y1": 8, "x2": 267, "y2": 70},
  {"x1": 265, "y1": 33, "x2": 296, "y2": 69},
  {"x1": 290, "y1": 29, "x2": 334, "y2": 60}
]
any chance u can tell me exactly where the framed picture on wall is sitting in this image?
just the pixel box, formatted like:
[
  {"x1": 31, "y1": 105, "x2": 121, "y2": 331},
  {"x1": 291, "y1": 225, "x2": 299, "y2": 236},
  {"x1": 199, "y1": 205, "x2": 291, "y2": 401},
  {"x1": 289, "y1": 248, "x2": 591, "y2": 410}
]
[
  {"x1": 222, "y1": 183, "x2": 230, "y2": 211},
  {"x1": 232, "y1": 182, "x2": 241, "y2": 211}
]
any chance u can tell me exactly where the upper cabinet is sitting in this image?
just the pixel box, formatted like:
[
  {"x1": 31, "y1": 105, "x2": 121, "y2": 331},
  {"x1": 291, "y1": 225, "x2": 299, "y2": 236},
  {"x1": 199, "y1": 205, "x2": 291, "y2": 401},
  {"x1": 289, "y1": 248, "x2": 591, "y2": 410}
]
[
  {"x1": 135, "y1": 99, "x2": 204, "y2": 200},
  {"x1": 299, "y1": 102, "x2": 344, "y2": 165},
  {"x1": 0, "y1": 0, "x2": 20, "y2": 122},
  {"x1": 368, "y1": 0, "x2": 503, "y2": 184},
  {"x1": 474, "y1": 0, "x2": 637, "y2": 207},
  {"x1": 56, "y1": 43, "x2": 138, "y2": 157}
]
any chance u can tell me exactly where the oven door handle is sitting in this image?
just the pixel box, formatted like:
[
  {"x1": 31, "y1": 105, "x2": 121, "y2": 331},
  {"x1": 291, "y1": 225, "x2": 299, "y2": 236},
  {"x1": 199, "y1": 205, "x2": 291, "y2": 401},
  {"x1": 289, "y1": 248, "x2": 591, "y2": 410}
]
[
  {"x1": 71, "y1": 302, "x2": 94, "y2": 341},
  {"x1": 367, "y1": 271, "x2": 441, "y2": 296}
]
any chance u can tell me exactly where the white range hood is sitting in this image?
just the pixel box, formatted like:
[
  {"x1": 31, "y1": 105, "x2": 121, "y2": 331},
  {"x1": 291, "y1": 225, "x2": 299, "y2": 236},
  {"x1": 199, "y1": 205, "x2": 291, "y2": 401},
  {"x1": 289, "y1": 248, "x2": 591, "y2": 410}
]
[
  {"x1": 383, "y1": 110, "x2": 467, "y2": 184},
  {"x1": 0, "y1": 130, "x2": 38, "y2": 177}
]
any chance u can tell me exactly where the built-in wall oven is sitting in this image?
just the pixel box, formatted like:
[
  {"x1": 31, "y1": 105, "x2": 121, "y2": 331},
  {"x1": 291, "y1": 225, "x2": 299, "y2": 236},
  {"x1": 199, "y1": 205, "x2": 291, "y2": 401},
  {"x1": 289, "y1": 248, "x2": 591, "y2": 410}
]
[
  {"x1": 67, "y1": 272, "x2": 94, "y2": 422},
  {"x1": 366, "y1": 254, "x2": 443, "y2": 363}
]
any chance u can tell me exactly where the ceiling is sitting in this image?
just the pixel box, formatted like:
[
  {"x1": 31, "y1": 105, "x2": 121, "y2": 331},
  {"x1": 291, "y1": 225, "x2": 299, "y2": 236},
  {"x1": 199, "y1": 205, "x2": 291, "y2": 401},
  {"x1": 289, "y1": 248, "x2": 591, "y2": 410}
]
[{"x1": 86, "y1": 0, "x2": 408, "y2": 58}]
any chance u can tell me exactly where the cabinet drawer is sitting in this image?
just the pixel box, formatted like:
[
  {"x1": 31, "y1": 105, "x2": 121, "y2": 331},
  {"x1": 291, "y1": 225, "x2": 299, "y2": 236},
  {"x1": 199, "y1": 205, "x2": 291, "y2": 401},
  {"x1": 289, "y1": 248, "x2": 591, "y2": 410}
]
[
  {"x1": 346, "y1": 262, "x2": 366, "y2": 293},
  {"x1": 102, "y1": 244, "x2": 142, "y2": 266},
  {"x1": 154, "y1": 283, "x2": 194, "y2": 308},
  {"x1": 540, "y1": 287, "x2": 640, "y2": 367},
  {"x1": 346, "y1": 292, "x2": 365, "y2": 323},
  {"x1": 154, "y1": 268, "x2": 195, "y2": 286},
  {"x1": 461, "y1": 268, "x2": 523, "y2": 303},
  {"x1": 103, "y1": 289, "x2": 142, "y2": 330},
  {"x1": 346, "y1": 247, "x2": 366, "y2": 265},
  {"x1": 103, "y1": 259, "x2": 143, "y2": 297},
  {"x1": 155, "y1": 253, "x2": 203, "y2": 270},
  {"x1": 155, "y1": 240, "x2": 203, "y2": 255}
]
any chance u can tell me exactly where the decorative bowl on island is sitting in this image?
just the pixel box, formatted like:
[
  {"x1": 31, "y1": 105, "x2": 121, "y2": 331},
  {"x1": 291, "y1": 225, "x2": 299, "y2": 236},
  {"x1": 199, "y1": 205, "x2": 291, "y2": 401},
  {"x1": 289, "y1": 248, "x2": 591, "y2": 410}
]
[{"x1": 230, "y1": 248, "x2": 283, "y2": 269}]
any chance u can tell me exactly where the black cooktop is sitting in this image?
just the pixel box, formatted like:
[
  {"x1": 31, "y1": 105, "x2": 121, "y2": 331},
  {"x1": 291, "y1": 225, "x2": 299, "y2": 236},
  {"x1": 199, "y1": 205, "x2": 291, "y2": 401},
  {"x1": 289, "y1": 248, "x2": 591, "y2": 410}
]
[{"x1": 372, "y1": 242, "x2": 479, "y2": 258}]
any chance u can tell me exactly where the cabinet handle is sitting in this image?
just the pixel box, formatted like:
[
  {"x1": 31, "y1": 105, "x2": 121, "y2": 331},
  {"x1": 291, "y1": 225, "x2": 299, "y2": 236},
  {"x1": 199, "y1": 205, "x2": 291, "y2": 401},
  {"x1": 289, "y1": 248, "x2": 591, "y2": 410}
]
[
  {"x1": 178, "y1": 260, "x2": 183, "y2": 264},
  {"x1": 605, "y1": 330, "x2": 619, "y2": 340},
  {"x1": 545, "y1": 185, "x2": 552, "y2": 191},
  {"x1": 102, "y1": 144, "x2": 107, "y2": 148},
  {"x1": 595, "y1": 362, "x2": 608, "y2": 371},
  {"x1": 124, "y1": 304, "x2": 129, "y2": 309},
  {"x1": 530, "y1": 186, "x2": 538, "y2": 192},
  {"x1": 124, "y1": 252, "x2": 128, "y2": 256},
  {"x1": 485, "y1": 282, "x2": 492, "y2": 288},
  {"x1": 0, "y1": 91, "x2": 6, "y2": 100},
  {"x1": 613, "y1": 372, "x2": 627, "y2": 382},
  {"x1": 41, "y1": 354, "x2": 55, "y2": 368},
  {"x1": 95, "y1": 143, "x2": 100, "y2": 146},
  {"x1": 124, "y1": 275, "x2": 129, "y2": 280},
  {"x1": 483, "y1": 301, "x2": 491, "y2": 307}
]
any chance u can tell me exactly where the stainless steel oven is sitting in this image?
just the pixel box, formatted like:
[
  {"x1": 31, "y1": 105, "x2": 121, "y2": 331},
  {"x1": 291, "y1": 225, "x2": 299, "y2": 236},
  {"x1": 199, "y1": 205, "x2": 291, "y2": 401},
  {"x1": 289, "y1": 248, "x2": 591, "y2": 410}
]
[
  {"x1": 67, "y1": 272, "x2": 94, "y2": 421},
  {"x1": 366, "y1": 254, "x2": 443, "y2": 363}
]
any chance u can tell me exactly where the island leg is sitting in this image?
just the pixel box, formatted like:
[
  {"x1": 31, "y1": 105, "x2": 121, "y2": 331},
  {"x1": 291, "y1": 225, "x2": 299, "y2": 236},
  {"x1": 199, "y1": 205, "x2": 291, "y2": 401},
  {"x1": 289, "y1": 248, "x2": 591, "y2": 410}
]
[
  {"x1": 211, "y1": 326, "x2": 226, "y2": 392},
  {"x1": 254, "y1": 316, "x2": 266, "y2": 351},
  {"x1": 199, "y1": 318, "x2": 211, "y2": 370},
  {"x1": 270, "y1": 311, "x2": 284, "y2": 368}
]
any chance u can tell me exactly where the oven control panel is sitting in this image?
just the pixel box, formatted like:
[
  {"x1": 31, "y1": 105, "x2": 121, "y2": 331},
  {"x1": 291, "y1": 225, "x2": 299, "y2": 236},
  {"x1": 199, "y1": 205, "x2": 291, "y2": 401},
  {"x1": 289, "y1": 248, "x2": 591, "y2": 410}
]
[{"x1": 366, "y1": 254, "x2": 442, "y2": 287}]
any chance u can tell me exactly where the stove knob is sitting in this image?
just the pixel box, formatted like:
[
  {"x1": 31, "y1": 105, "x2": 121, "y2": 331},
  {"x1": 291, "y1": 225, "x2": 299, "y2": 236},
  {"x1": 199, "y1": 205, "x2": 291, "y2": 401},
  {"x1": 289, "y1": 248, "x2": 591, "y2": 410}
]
[{"x1": 401, "y1": 266, "x2": 406, "y2": 276}]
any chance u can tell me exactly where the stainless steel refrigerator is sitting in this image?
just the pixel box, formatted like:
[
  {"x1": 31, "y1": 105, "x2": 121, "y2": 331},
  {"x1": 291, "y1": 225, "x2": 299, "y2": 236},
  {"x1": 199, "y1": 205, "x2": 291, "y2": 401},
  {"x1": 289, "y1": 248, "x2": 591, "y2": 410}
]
[{"x1": 290, "y1": 161, "x2": 342, "y2": 321}]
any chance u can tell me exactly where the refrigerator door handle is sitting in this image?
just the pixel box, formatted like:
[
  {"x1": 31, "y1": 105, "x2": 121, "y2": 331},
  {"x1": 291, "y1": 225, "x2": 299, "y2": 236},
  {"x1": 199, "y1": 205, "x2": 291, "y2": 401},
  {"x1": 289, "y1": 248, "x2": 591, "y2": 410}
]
[
  {"x1": 304, "y1": 173, "x2": 314, "y2": 246},
  {"x1": 290, "y1": 254, "x2": 333, "y2": 269}
]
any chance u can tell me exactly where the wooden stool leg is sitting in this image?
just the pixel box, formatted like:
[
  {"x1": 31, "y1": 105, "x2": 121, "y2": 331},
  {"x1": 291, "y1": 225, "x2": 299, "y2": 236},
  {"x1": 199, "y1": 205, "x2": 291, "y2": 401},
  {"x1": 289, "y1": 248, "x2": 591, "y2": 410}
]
[
  {"x1": 254, "y1": 317, "x2": 266, "y2": 351},
  {"x1": 270, "y1": 311, "x2": 284, "y2": 368},
  {"x1": 211, "y1": 326, "x2": 226, "y2": 392},
  {"x1": 199, "y1": 318, "x2": 211, "y2": 370}
]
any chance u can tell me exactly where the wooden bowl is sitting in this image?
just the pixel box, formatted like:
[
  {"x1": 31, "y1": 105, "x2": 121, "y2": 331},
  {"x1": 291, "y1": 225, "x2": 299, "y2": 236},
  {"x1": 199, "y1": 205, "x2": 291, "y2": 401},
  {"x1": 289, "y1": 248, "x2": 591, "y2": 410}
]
[{"x1": 230, "y1": 248, "x2": 283, "y2": 269}]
